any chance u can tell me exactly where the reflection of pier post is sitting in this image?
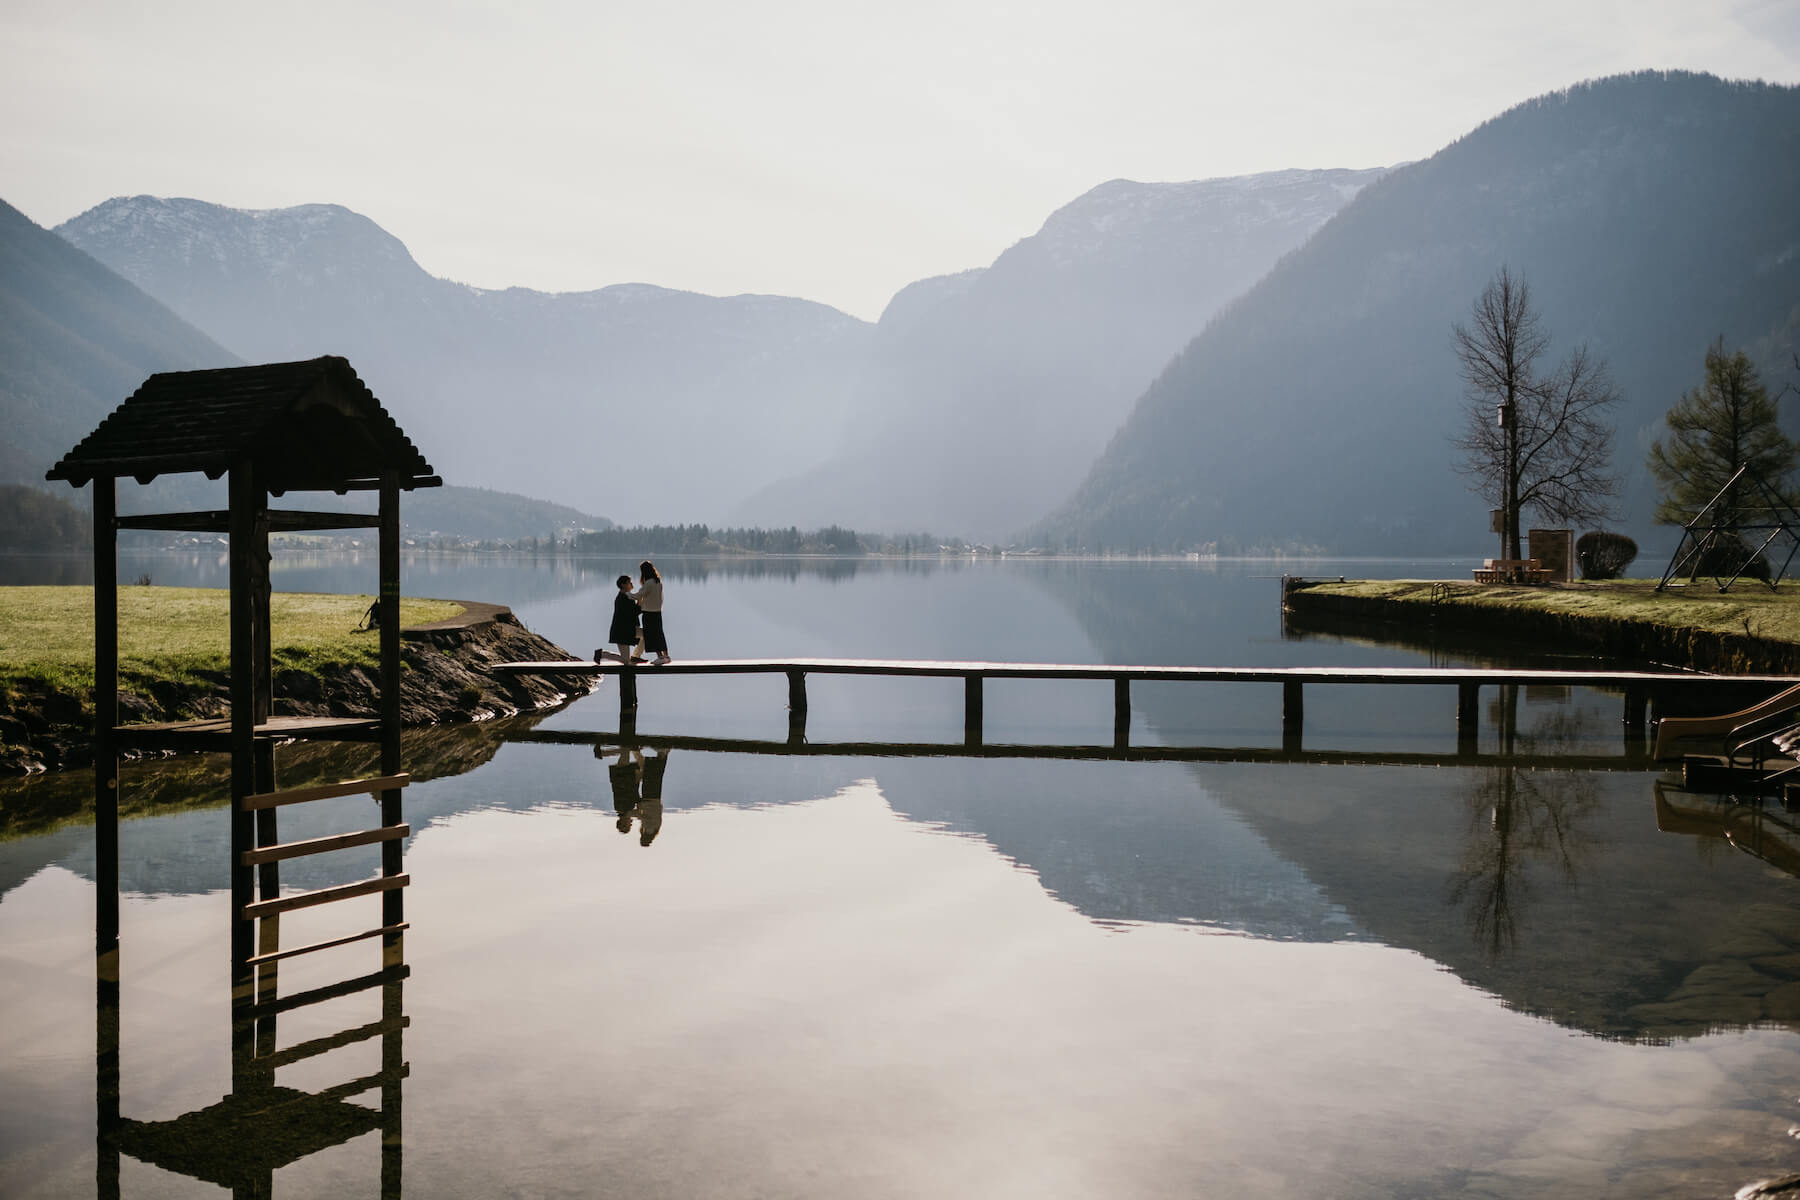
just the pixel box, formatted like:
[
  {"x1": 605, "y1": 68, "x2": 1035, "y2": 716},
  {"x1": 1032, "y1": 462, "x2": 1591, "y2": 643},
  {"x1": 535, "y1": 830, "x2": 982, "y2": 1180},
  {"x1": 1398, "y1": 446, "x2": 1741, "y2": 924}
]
[
  {"x1": 1282, "y1": 680, "x2": 1303, "y2": 753},
  {"x1": 1619, "y1": 685, "x2": 1650, "y2": 759},
  {"x1": 1457, "y1": 683, "x2": 1480, "y2": 756},
  {"x1": 788, "y1": 669, "x2": 808, "y2": 744},
  {"x1": 96, "y1": 948, "x2": 120, "y2": 1200},
  {"x1": 1622, "y1": 684, "x2": 1649, "y2": 758},
  {"x1": 381, "y1": 947, "x2": 405, "y2": 1198}
]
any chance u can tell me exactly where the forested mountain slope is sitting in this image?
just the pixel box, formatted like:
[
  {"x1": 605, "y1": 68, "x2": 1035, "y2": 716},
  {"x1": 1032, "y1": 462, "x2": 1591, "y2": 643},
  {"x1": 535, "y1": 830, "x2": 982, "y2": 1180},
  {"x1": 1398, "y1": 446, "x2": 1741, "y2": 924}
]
[
  {"x1": 1039, "y1": 72, "x2": 1800, "y2": 553},
  {"x1": 0, "y1": 199, "x2": 235, "y2": 487},
  {"x1": 736, "y1": 169, "x2": 1387, "y2": 537}
]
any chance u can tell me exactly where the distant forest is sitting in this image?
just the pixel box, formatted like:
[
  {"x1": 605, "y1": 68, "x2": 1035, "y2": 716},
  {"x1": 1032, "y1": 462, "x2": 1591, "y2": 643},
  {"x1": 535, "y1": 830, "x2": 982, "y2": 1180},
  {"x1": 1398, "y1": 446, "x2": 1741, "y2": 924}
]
[
  {"x1": 0, "y1": 485, "x2": 88, "y2": 551},
  {"x1": 573, "y1": 524, "x2": 958, "y2": 556}
]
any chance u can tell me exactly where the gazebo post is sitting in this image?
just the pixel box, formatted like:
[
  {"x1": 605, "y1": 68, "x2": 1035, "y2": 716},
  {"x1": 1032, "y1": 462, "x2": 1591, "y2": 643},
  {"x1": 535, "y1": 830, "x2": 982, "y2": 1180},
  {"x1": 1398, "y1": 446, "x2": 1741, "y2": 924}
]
[
  {"x1": 249, "y1": 488, "x2": 281, "y2": 1001},
  {"x1": 379, "y1": 470, "x2": 404, "y2": 958},
  {"x1": 229, "y1": 461, "x2": 257, "y2": 980},
  {"x1": 92, "y1": 476, "x2": 118, "y2": 950}
]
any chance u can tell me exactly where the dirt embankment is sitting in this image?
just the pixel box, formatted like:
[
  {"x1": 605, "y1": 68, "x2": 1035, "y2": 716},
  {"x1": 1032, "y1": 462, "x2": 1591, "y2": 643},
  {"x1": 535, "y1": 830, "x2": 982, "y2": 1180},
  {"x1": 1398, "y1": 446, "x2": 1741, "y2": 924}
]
[{"x1": 0, "y1": 602, "x2": 596, "y2": 775}]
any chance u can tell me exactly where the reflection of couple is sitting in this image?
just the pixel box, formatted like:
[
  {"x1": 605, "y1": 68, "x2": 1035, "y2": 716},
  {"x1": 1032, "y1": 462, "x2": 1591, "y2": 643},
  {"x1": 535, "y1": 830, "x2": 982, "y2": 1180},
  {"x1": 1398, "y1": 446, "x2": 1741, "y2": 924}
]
[{"x1": 607, "y1": 747, "x2": 668, "y2": 846}]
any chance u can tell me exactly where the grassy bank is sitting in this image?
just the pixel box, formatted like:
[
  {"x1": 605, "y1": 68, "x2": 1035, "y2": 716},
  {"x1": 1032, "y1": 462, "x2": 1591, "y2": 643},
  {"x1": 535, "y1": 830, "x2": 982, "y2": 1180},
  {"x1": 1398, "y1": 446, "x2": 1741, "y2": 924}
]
[
  {"x1": 1305, "y1": 578, "x2": 1800, "y2": 645},
  {"x1": 1286, "y1": 576, "x2": 1800, "y2": 673},
  {"x1": 0, "y1": 586, "x2": 465, "y2": 693}
]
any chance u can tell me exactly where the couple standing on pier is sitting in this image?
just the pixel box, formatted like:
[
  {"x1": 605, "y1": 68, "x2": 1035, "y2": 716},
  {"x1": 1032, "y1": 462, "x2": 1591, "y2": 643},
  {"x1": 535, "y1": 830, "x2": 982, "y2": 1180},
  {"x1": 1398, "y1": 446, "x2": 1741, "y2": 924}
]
[{"x1": 609, "y1": 560, "x2": 672, "y2": 665}]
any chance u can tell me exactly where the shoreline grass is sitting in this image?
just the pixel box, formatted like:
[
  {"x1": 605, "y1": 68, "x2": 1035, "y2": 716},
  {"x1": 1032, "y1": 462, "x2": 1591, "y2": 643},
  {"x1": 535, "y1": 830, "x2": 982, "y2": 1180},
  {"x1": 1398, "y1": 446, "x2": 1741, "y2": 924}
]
[
  {"x1": 1300, "y1": 577, "x2": 1800, "y2": 647},
  {"x1": 0, "y1": 586, "x2": 465, "y2": 693}
]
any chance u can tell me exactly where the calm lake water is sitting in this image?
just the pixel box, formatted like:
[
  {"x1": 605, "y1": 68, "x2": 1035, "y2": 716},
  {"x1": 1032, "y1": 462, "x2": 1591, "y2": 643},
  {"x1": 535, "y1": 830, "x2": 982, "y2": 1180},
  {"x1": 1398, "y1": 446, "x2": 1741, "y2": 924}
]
[{"x1": 4, "y1": 553, "x2": 1800, "y2": 1198}]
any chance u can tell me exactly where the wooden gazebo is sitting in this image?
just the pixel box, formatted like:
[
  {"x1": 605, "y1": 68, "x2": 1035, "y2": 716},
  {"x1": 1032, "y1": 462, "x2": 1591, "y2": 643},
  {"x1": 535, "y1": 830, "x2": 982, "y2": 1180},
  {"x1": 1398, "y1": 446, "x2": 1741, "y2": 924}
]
[
  {"x1": 53, "y1": 356, "x2": 437, "y2": 1196},
  {"x1": 46, "y1": 355, "x2": 441, "y2": 968}
]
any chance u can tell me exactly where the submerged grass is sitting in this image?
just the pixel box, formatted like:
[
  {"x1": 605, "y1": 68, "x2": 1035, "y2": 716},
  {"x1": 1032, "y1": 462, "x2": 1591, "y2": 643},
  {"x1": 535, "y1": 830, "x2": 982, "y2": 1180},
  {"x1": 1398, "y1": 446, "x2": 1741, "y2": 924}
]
[
  {"x1": 1310, "y1": 577, "x2": 1800, "y2": 646},
  {"x1": 0, "y1": 586, "x2": 464, "y2": 693}
]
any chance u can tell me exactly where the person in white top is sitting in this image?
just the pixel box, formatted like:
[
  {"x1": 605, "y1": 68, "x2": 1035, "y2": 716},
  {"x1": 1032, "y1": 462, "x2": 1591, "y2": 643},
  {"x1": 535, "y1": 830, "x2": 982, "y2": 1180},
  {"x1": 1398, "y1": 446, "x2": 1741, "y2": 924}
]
[{"x1": 635, "y1": 560, "x2": 671, "y2": 665}]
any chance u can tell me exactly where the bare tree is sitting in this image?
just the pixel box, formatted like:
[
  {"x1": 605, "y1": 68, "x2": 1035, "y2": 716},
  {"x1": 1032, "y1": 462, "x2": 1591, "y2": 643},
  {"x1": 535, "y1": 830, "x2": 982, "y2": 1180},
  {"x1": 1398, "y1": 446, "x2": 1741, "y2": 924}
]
[{"x1": 1452, "y1": 268, "x2": 1620, "y2": 560}]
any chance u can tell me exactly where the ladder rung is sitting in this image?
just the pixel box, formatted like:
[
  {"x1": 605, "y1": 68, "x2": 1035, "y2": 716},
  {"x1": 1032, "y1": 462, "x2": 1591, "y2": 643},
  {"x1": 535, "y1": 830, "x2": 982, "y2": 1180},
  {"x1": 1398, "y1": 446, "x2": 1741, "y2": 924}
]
[
  {"x1": 241, "y1": 874, "x2": 408, "y2": 920},
  {"x1": 244, "y1": 922, "x2": 410, "y2": 966},
  {"x1": 242, "y1": 824, "x2": 410, "y2": 866},
  {"x1": 241, "y1": 964, "x2": 410, "y2": 1016},
  {"x1": 257, "y1": 1014, "x2": 410, "y2": 1069},
  {"x1": 242, "y1": 773, "x2": 410, "y2": 811},
  {"x1": 314, "y1": 1063, "x2": 411, "y2": 1104}
]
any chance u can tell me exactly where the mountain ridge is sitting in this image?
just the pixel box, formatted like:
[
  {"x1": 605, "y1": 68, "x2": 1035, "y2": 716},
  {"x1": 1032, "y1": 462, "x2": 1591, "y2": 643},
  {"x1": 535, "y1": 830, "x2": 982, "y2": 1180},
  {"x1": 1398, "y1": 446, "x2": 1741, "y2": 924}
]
[
  {"x1": 57, "y1": 197, "x2": 873, "y2": 526},
  {"x1": 1039, "y1": 70, "x2": 1800, "y2": 553},
  {"x1": 733, "y1": 166, "x2": 1390, "y2": 537}
]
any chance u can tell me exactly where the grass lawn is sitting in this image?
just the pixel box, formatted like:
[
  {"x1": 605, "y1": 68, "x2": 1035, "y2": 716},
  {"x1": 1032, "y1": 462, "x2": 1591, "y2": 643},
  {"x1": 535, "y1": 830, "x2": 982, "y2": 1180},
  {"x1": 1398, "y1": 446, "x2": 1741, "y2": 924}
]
[
  {"x1": 1306, "y1": 577, "x2": 1800, "y2": 645},
  {"x1": 0, "y1": 586, "x2": 464, "y2": 692}
]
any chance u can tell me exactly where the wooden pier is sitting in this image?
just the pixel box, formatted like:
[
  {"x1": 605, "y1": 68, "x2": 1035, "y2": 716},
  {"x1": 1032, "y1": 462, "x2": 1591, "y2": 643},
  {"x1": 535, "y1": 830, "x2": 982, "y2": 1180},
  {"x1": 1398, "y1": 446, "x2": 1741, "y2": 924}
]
[{"x1": 492, "y1": 657, "x2": 1797, "y2": 753}]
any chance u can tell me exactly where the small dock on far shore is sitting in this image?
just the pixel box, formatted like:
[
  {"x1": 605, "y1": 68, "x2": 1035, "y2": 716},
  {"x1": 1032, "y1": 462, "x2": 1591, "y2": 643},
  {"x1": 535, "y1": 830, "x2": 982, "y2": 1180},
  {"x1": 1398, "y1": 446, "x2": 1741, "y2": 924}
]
[{"x1": 491, "y1": 656, "x2": 1797, "y2": 755}]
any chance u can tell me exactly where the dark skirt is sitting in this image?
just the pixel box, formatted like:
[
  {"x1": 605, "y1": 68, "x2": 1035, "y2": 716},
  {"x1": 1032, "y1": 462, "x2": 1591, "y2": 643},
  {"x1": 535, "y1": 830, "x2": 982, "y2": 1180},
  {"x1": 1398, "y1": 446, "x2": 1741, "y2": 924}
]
[{"x1": 641, "y1": 610, "x2": 668, "y2": 654}]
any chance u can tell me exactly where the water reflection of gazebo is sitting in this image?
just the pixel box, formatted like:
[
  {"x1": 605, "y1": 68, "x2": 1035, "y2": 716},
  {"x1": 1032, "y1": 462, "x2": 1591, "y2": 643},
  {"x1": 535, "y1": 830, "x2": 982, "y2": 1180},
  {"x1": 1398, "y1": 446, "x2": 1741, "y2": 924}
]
[
  {"x1": 97, "y1": 964, "x2": 408, "y2": 1199},
  {"x1": 49, "y1": 356, "x2": 437, "y2": 1197}
]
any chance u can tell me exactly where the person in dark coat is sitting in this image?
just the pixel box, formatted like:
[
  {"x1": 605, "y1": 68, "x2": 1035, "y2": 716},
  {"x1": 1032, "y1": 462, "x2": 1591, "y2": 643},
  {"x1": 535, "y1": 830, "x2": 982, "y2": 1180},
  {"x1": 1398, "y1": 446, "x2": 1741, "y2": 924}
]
[
  {"x1": 608, "y1": 746, "x2": 642, "y2": 832},
  {"x1": 608, "y1": 574, "x2": 641, "y2": 663}
]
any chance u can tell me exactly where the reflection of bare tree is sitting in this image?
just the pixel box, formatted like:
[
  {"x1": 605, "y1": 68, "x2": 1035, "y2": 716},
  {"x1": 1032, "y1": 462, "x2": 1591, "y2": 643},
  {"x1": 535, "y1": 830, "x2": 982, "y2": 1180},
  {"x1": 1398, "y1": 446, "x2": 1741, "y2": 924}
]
[{"x1": 1447, "y1": 688, "x2": 1601, "y2": 957}]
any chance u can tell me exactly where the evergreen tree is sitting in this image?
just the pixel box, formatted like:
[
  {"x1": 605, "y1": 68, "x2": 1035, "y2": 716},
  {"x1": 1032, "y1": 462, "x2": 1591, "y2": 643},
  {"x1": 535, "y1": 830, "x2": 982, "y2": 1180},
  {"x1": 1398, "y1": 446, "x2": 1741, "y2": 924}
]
[
  {"x1": 0, "y1": 484, "x2": 89, "y2": 550},
  {"x1": 1647, "y1": 338, "x2": 1797, "y2": 527}
]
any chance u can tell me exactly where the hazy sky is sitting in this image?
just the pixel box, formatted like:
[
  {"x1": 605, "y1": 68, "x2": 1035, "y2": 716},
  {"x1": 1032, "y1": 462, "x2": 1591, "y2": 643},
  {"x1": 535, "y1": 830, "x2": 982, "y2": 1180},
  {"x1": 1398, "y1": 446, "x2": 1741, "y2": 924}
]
[{"x1": 4, "y1": 1, "x2": 1797, "y2": 320}]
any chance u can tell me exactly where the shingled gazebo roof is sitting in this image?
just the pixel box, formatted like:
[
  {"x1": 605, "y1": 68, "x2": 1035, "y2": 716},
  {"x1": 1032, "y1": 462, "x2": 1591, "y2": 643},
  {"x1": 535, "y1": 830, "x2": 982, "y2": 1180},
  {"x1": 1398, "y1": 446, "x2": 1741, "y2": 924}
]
[{"x1": 46, "y1": 356, "x2": 437, "y2": 493}]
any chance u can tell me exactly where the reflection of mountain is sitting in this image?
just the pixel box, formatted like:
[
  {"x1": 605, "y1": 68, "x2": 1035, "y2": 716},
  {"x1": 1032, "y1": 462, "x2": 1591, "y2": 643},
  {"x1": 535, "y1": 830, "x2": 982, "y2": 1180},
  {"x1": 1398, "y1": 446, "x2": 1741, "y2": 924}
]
[
  {"x1": 1192, "y1": 759, "x2": 1800, "y2": 1039},
  {"x1": 13, "y1": 680, "x2": 1800, "y2": 1042},
  {"x1": 872, "y1": 757, "x2": 1356, "y2": 940},
  {"x1": 1017, "y1": 562, "x2": 1800, "y2": 1036}
]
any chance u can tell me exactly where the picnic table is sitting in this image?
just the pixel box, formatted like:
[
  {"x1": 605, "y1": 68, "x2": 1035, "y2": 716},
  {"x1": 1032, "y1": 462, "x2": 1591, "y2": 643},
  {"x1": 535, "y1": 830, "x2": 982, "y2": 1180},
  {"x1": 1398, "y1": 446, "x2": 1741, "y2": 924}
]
[{"x1": 1473, "y1": 558, "x2": 1553, "y2": 585}]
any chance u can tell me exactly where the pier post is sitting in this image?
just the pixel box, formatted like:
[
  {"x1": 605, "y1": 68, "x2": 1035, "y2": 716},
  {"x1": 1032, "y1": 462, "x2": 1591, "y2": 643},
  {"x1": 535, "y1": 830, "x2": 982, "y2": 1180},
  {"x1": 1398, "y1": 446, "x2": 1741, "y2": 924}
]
[
  {"x1": 1114, "y1": 678, "x2": 1130, "y2": 750},
  {"x1": 381, "y1": 970, "x2": 405, "y2": 1197},
  {"x1": 1456, "y1": 682, "x2": 1480, "y2": 755},
  {"x1": 1282, "y1": 680, "x2": 1304, "y2": 751},
  {"x1": 965, "y1": 675, "x2": 983, "y2": 747}
]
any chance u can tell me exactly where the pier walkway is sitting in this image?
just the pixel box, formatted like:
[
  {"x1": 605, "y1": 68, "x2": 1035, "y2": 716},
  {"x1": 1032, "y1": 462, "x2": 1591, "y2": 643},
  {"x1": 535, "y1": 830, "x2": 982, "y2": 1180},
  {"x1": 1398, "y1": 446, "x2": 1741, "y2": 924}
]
[{"x1": 491, "y1": 657, "x2": 1797, "y2": 753}]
